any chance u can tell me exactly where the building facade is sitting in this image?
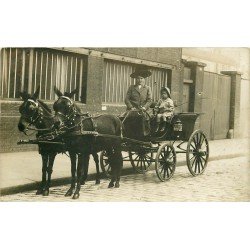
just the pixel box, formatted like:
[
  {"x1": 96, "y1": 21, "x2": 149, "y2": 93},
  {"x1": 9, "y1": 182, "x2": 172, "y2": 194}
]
[
  {"x1": 182, "y1": 48, "x2": 250, "y2": 139},
  {"x1": 0, "y1": 47, "x2": 183, "y2": 152},
  {"x1": 0, "y1": 47, "x2": 248, "y2": 153}
]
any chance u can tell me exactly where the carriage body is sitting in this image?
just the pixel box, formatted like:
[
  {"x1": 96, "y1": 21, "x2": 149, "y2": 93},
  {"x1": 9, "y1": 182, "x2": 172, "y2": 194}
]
[
  {"x1": 161, "y1": 112, "x2": 200, "y2": 141},
  {"x1": 101, "y1": 111, "x2": 209, "y2": 182}
]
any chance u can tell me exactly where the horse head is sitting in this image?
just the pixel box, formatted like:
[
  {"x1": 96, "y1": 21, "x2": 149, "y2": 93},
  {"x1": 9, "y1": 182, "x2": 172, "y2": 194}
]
[
  {"x1": 18, "y1": 86, "x2": 53, "y2": 133},
  {"x1": 18, "y1": 86, "x2": 41, "y2": 132},
  {"x1": 53, "y1": 86, "x2": 80, "y2": 129}
]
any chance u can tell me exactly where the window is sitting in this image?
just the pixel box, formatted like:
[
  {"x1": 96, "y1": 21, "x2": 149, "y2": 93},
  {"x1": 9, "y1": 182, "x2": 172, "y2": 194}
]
[
  {"x1": 102, "y1": 59, "x2": 168, "y2": 104},
  {"x1": 182, "y1": 67, "x2": 194, "y2": 112},
  {"x1": 0, "y1": 48, "x2": 28, "y2": 99},
  {"x1": 0, "y1": 48, "x2": 88, "y2": 102}
]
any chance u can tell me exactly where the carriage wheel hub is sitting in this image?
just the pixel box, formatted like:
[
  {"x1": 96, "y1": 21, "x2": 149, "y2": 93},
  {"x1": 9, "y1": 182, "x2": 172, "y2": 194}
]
[{"x1": 193, "y1": 149, "x2": 206, "y2": 156}]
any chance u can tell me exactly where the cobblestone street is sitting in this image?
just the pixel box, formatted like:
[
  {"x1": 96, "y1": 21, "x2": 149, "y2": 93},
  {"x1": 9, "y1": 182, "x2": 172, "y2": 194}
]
[{"x1": 1, "y1": 156, "x2": 249, "y2": 202}]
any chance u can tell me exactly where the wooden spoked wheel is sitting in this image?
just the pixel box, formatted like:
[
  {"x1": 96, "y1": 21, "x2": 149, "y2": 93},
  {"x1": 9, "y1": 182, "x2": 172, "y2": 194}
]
[
  {"x1": 100, "y1": 150, "x2": 111, "y2": 179},
  {"x1": 155, "y1": 143, "x2": 176, "y2": 182},
  {"x1": 129, "y1": 149, "x2": 154, "y2": 174},
  {"x1": 186, "y1": 130, "x2": 209, "y2": 176}
]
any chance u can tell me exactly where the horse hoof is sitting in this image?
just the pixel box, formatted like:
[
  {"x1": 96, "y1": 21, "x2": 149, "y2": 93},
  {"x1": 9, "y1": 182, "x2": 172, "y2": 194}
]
[
  {"x1": 65, "y1": 189, "x2": 74, "y2": 197},
  {"x1": 108, "y1": 182, "x2": 114, "y2": 188},
  {"x1": 115, "y1": 182, "x2": 120, "y2": 188},
  {"x1": 72, "y1": 193, "x2": 80, "y2": 199},
  {"x1": 43, "y1": 190, "x2": 49, "y2": 196},
  {"x1": 36, "y1": 189, "x2": 43, "y2": 195},
  {"x1": 95, "y1": 179, "x2": 100, "y2": 185}
]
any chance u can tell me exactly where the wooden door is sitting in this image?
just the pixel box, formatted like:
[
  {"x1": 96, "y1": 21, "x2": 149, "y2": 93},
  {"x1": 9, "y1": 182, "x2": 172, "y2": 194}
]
[{"x1": 200, "y1": 72, "x2": 231, "y2": 139}]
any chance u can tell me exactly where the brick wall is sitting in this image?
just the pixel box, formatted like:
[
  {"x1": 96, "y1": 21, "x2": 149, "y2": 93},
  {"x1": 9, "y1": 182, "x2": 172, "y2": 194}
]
[
  {"x1": 0, "y1": 101, "x2": 37, "y2": 152},
  {"x1": 92, "y1": 47, "x2": 182, "y2": 67}
]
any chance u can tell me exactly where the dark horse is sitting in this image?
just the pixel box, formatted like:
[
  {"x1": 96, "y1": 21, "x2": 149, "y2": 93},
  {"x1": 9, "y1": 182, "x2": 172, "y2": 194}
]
[
  {"x1": 18, "y1": 87, "x2": 102, "y2": 197},
  {"x1": 52, "y1": 89, "x2": 102, "y2": 186},
  {"x1": 18, "y1": 86, "x2": 66, "y2": 196},
  {"x1": 53, "y1": 87, "x2": 123, "y2": 199}
]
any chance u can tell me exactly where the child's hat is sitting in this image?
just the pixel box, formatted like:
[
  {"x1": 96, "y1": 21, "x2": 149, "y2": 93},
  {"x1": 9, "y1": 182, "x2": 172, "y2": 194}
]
[{"x1": 160, "y1": 86, "x2": 171, "y2": 97}]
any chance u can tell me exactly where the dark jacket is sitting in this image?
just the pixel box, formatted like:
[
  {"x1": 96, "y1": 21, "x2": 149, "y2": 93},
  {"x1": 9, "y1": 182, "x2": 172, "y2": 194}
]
[{"x1": 125, "y1": 85, "x2": 152, "y2": 110}]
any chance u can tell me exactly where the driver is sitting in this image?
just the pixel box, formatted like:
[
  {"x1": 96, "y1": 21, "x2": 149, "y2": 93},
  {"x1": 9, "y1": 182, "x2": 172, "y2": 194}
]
[
  {"x1": 124, "y1": 65, "x2": 152, "y2": 136},
  {"x1": 125, "y1": 65, "x2": 152, "y2": 111}
]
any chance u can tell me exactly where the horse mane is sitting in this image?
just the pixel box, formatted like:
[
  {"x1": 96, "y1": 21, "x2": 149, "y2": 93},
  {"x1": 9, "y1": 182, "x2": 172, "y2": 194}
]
[{"x1": 37, "y1": 100, "x2": 52, "y2": 113}]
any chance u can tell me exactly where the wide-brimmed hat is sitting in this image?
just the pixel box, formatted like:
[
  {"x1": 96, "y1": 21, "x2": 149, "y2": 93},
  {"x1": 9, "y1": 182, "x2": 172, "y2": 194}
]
[
  {"x1": 160, "y1": 86, "x2": 171, "y2": 97},
  {"x1": 130, "y1": 65, "x2": 152, "y2": 78}
]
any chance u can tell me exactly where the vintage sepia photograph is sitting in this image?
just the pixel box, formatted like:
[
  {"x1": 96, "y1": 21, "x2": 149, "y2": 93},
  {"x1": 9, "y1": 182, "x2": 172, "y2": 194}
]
[
  {"x1": 0, "y1": 2, "x2": 249, "y2": 250},
  {"x1": 0, "y1": 47, "x2": 249, "y2": 201}
]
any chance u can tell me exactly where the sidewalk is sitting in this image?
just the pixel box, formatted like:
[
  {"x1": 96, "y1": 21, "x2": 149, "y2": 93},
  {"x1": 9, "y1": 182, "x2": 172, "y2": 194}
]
[{"x1": 0, "y1": 138, "x2": 249, "y2": 196}]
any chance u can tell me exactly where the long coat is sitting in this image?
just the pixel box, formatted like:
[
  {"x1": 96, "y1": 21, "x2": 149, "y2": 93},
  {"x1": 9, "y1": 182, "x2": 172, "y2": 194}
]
[{"x1": 125, "y1": 85, "x2": 152, "y2": 110}]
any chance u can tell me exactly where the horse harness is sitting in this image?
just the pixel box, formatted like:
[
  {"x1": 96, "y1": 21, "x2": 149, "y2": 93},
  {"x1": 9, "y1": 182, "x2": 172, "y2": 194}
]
[
  {"x1": 21, "y1": 99, "x2": 54, "y2": 135},
  {"x1": 23, "y1": 95, "x2": 123, "y2": 142},
  {"x1": 54, "y1": 95, "x2": 119, "y2": 138}
]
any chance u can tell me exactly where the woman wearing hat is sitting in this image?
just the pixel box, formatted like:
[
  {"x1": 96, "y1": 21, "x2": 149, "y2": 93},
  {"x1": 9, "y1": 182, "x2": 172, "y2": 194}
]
[
  {"x1": 154, "y1": 86, "x2": 174, "y2": 132},
  {"x1": 124, "y1": 65, "x2": 153, "y2": 136},
  {"x1": 125, "y1": 65, "x2": 152, "y2": 111}
]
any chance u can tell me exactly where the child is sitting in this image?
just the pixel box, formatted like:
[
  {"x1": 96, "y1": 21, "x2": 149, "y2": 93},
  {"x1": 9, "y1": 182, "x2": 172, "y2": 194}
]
[{"x1": 155, "y1": 87, "x2": 174, "y2": 132}]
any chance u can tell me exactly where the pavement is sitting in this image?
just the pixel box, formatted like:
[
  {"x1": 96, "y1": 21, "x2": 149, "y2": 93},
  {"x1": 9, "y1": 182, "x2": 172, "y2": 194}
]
[
  {"x1": 1, "y1": 156, "x2": 249, "y2": 201},
  {"x1": 0, "y1": 138, "x2": 249, "y2": 196}
]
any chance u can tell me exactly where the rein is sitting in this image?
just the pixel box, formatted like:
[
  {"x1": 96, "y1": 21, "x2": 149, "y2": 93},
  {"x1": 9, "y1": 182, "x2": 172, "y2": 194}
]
[
  {"x1": 25, "y1": 112, "x2": 54, "y2": 132},
  {"x1": 122, "y1": 109, "x2": 151, "y2": 125},
  {"x1": 53, "y1": 96, "x2": 124, "y2": 140},
  {"x1": 54, "y1": 97, "x2": 98, "y2": 133},
  {"x1": 57, "y1": 115, "x2": 93, "y2": 131},
  {"x1": 36, "y1": 115, "x2": 96, "y2": 141}
]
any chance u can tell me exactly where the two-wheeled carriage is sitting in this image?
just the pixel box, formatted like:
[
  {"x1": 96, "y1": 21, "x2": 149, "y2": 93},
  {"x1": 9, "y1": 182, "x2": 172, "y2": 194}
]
[{"x1": 100, "y1": 112, "x2": 209, "y2": 182}]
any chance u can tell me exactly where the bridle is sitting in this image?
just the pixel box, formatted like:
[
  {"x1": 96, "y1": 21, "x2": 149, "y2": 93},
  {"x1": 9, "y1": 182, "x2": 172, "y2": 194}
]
[
  {"x1": 54, "y1": 96, "x2": 97, "y2": 133},
  {"x1": 54, "y1": 96, "x2": 79, "y2": 126},
  {"x1": 20, "y1": 99, "x2": 53, "y2": 135}
]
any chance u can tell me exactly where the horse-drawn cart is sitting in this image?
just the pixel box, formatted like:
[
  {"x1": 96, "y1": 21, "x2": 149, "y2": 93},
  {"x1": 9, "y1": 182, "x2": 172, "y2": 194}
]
[
  {"x1": 17, "y1": 88, "x2": 210, "y2": 198},
  {"x1": 100, "y1": 112, "x2": 209, "y2": 182},
  {"x1": 18, "y1": 110, "x2": 209, "y2": 183}
]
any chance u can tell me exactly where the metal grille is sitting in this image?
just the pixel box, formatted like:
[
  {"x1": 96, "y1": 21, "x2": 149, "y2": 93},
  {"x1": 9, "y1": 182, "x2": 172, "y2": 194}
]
[
  {"x1": 31, "y1": 49, "x2": 87, "y2": 101},
  {"x1": 0, "y1": 48, "x2": 87, "y2": 102},
  {"x1": 0, "y1": 48, "x2": 28, "y2": 99},
  {"x1": 102, "y1": 60, "x2": 168, "y2": 104}
]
